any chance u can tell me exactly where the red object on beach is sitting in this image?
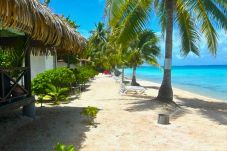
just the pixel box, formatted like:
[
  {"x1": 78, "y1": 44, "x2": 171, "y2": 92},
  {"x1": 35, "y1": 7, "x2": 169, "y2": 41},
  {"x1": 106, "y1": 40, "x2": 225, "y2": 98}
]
[{"x1": 103, "y1": 70, "x2": 110, "y2": 75}]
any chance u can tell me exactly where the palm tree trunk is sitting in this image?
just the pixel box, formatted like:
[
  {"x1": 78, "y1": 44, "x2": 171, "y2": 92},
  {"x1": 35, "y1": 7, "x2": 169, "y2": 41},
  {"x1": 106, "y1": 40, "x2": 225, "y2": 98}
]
[
  {"x1": 131, "y1": 67, "x2": 138, "y2": 86},
  {"x1": 157, "y1": 0, "x2": 174, "y2": 102}
]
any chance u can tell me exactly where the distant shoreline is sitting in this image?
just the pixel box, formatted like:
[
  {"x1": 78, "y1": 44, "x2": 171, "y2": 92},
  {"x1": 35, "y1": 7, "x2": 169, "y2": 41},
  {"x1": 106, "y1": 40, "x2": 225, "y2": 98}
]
[
  {"x1": 124, "y1": 75, "x2": 226, "y2": 102},
  {"x1": 124, "y1": 65, "x2": 227, "y2": 101}
]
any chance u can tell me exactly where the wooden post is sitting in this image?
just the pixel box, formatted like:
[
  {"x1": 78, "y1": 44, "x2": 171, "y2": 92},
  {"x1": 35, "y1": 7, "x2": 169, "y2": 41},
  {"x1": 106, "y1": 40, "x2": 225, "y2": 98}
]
[
  {"x1": 24, "y1": 45, "x2": 32, "y2": 97},
  {"x1": 23, "y1": 37, "x2": 35, "y2": 118}
]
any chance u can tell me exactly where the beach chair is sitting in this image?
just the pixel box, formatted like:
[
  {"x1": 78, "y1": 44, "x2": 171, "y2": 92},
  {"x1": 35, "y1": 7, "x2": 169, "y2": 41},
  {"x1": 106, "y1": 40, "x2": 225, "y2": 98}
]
[
  {"x1": 113, "y1": 76, "x2": 121, "y2": 83},
  {"x1": 120, "y1": 83, "x2": 146, "y2": 95}
]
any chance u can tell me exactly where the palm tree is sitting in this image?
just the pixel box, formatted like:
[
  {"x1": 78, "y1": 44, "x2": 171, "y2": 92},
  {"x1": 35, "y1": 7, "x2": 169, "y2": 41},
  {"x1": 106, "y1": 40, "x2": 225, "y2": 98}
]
[
  {"x1": 87, "y1": 22, "x2": 111, "y2": 70},
  {"x1": 106, "y1": 0, "x2": 227, "y2": 102},
  {"x1": 127, "y1": 30, "x2": 160, "y2": 86}
]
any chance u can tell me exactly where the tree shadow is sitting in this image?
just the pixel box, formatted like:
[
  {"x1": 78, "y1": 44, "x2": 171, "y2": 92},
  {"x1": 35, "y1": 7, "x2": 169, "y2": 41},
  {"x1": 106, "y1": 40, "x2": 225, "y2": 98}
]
[
  {"x1": 121, "y1": 94, "x2": 154, "y2": 100},
  {"x1": 0, "y1": 106, "x2": 91, "y2": 151},
  {"x1": 141, "y1": 86, "x2": 159, "y2": 90},
  {"x1": 124, "y1": 95, "x2": 188, "y2": 120},
  {"x1": 175, "y1": 95, "x2": 227, "y2": 125},
  {"x1": 125, "y1": 98, "x2": 180, "y2": 113}
]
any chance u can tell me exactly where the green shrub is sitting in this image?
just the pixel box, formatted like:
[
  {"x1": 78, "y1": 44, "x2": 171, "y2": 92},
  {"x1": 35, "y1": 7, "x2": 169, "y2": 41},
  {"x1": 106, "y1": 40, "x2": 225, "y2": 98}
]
[
  {"x1": 71, "y1": 66, "x2": 98, "y2": 85},
  {"x1": 54, "y1": 143, "x2": 76, "y2": 151},
  {"x1": 81, "y1": 106, "x2": 99, "y2": 125},
  {"x1": 45, "y1": 84, "x2": 69, "y2": 105},
  {"x1": 32, "y1": 67, "x2": 75, "y2": 96}
]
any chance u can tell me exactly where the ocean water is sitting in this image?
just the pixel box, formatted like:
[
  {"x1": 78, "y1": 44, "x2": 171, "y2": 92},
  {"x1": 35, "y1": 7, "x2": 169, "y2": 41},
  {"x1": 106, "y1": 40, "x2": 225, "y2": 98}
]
[{"x1": 125, "y1": 65, "x2": 227, "y2": 101}]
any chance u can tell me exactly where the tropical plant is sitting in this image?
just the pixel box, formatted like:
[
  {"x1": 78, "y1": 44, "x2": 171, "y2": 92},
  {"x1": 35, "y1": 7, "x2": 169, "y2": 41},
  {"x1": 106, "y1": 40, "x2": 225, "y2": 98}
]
[
  {"x1": 71, "y1": 66, "x2": 98, "y2": 89},
  {"x1": 45, "y1": 84, "x2": 69, "y2": 105},
  {"x1": 106, "y1": 0, "x2": 227, "y2": 102},
  {"x1": 87, "y1": 22, "x2": 110, "y2": 70},
  {"x1": 81, "y1": 106, "x2": 99, "y2": 125},
  {"x1": 0, "y1": 48, "x2": 12, "y2": 68},
  {"x1": 32, "y1": 67, "x2": 75, "y2": 97},
  {"x1": 127, "y1": 30, "x2": 160, "y2": 86},
  {"x1": 86, "y1": 22, "x2": 123, "y2": 71},
  {"x1": 54, "y1": 143, "x2": 76, "y2": 151},
  {"x1": 0, "y1": 38, "x2": 26, "y2": 78}
]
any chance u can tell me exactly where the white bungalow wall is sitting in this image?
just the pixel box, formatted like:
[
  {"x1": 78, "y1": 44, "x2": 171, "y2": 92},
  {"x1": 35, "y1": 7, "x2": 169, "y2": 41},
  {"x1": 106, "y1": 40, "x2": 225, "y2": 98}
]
[{"x1": 31, "y1": 55, "x2": 55, "y2": 79}]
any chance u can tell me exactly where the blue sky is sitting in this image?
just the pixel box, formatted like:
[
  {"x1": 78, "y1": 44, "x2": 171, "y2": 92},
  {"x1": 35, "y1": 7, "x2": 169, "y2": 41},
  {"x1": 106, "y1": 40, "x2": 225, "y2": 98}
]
[{"x1": 47, "y1": 0, "x2": 227, "y2": 66}]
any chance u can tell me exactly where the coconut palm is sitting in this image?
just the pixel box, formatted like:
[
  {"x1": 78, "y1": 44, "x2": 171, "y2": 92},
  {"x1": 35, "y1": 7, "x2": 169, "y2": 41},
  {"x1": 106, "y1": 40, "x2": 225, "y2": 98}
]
[
  {"x1": 106, "y1": 0, "x2": 227, "y2": 102},
  {"x1": 127, "y1": 30, "x2": 160, "y2": 86},
  {"x1": 88, "y1": 22, "x2": 110, "y2": 70}
]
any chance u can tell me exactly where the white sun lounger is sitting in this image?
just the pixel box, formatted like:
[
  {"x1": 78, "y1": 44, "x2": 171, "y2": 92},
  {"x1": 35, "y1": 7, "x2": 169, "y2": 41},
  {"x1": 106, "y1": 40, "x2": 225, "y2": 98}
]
[
  {"x1": 113, "y1": 76, "x2": 121, "y2": 83},
  {"x1": 120, "y1": 83, "x2": 146, "y2": 95}
]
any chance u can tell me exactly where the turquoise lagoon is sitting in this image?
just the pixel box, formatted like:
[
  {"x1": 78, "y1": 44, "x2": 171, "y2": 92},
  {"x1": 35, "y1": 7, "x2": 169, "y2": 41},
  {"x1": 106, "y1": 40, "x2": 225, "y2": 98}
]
[{"x1": 125, "y1": 65, "x2": 227, "y2": 101}]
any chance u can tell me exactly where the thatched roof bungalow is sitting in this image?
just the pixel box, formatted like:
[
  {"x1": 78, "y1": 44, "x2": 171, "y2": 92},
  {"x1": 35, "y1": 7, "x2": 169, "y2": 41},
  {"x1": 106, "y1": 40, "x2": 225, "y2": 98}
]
[
  {"x1": 0, "y1": 0, "x2": 85, "y2": 117},
  {"x1": 0, "y1": 0, "x2": 85, "y2": 53}
]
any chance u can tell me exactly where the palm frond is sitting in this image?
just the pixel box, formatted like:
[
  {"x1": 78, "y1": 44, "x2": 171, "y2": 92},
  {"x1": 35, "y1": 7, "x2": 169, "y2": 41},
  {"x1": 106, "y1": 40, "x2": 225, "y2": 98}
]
[
  {"x1": 192, "y1": 0, "x2": 218, "y2": 55},
  {"x1": 117, "y1": 0, "x2": 153, "y2": 46},
  {"x1": 176, "y1": 0, "x2": 200, "y2": 56},
  {"x1": 155, "y1": 0, "x2": 167, "y2": 38},
  {"x1": 202, "y1": 0, "x2": 227, "y2": 30},
  {"x1": 213, "y1": 0, "x2": 227, "y2": 11}
]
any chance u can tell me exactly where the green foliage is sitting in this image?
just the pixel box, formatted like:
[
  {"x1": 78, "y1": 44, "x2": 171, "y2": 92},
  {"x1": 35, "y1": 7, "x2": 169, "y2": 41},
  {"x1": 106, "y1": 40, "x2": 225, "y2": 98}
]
[
  {"x1": 72, "y1": 66, "x2": 98, "y2": 85},
  {"x1": 106, "y1": 0, "x2": 227, "y2": 56},
  {"x1": 81, "y1": 106, "x2": 99, "y2": 124},
  {"x1": 0, "y1": 49, "x2": 12, "y2": 68},
  {"x1": 127, "y1": 30, "x2": 160, "y2": 68},
  {"x1": 54, "y1": 143, "x2": 76, "y2": 151},
  {"x1": 32, "y1": 67, "x2": 75, "y2": 96},
  {"x1": 85, "y1": 22, "x2": 120, "y2": 70},
  {"x1": 0, "y1": 46, "x2": 25, "y2": 77},
  {"x1": 45, "y1": 84, "x2": 69, "y2": 105},
  {"x1": 0, "y1": 46, "x2": 25, "y2": 68}
]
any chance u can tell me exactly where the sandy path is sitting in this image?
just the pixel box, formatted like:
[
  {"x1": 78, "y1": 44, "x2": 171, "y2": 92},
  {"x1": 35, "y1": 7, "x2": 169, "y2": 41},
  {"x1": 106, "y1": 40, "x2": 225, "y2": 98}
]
[
  {"x1": 79, "y1": 76, "x2": 227, "y2": 151},
  {"x1": 0, "y1": 75, "x2": 227, "y2": 151}
]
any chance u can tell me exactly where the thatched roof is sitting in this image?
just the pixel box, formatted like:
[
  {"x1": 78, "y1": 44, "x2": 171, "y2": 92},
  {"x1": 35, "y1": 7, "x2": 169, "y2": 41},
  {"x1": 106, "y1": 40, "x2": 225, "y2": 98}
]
[{"x1": 0, "y1": 0, "x2": 85, "y2": 53}]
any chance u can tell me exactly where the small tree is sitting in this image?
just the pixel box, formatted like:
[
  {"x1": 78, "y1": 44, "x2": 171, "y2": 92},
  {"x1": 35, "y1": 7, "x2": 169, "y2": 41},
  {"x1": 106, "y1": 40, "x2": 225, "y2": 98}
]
[{"x1": 127, "y1": 30, "x2": 160, "y2": 86}]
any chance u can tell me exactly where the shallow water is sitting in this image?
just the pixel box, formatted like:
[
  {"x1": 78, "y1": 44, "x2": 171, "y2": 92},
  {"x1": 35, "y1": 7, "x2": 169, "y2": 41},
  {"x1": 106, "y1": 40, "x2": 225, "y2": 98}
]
[{"x1": 125, "y1": 65, "x2": 227, "y2": 101}]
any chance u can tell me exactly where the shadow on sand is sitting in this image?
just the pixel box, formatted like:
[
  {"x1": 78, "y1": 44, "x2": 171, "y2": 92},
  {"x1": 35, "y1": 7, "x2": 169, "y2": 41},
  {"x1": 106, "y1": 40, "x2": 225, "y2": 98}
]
[
  {"x1": 0, "y1": 106, "x2": 91, "y2": 151},
  {"x1": 175, "y1": 95, "x2": 227, "y2": 125},
  {"x1": 122, "y1": 94, "x2": 201, "y2": 122},
  {"x1": 124, "y1": 94, "x2": 227, "y2": 125}
]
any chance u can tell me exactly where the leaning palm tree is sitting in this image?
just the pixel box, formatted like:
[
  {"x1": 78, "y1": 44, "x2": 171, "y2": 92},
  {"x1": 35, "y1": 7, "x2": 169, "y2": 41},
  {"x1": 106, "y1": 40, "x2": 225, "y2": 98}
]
[
  {"x1": 127, "y1": 30, "x2": 160, "y2": 86},
  {"x1": 106, "y1": 0, "x2": 227, "y2": 102}
]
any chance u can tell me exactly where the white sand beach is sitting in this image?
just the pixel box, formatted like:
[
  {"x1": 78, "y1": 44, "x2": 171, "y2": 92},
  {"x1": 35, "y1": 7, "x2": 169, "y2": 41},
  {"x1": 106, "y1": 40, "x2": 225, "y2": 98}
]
[{"x1": 0, "y1": 74, "x2": 227, "y2": 151}]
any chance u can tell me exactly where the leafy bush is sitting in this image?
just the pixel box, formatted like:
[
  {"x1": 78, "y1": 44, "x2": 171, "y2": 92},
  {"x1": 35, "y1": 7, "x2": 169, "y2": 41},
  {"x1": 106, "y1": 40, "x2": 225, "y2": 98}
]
[
  {"x1": 32, "y1": 67, "x2": 75, "y2": 96},
  {"x1": 45, "y1": 84, "x2": 69, "y2": 105},
  {"x1": 72, "y1": 66, "x2": 98, "y2": 85},
  {"x1": 54, "y1": 143, "x2": 76, "y2": 151},
  {"x1": 81, "y1": 106, "x2": 99, "y2": 124}
]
